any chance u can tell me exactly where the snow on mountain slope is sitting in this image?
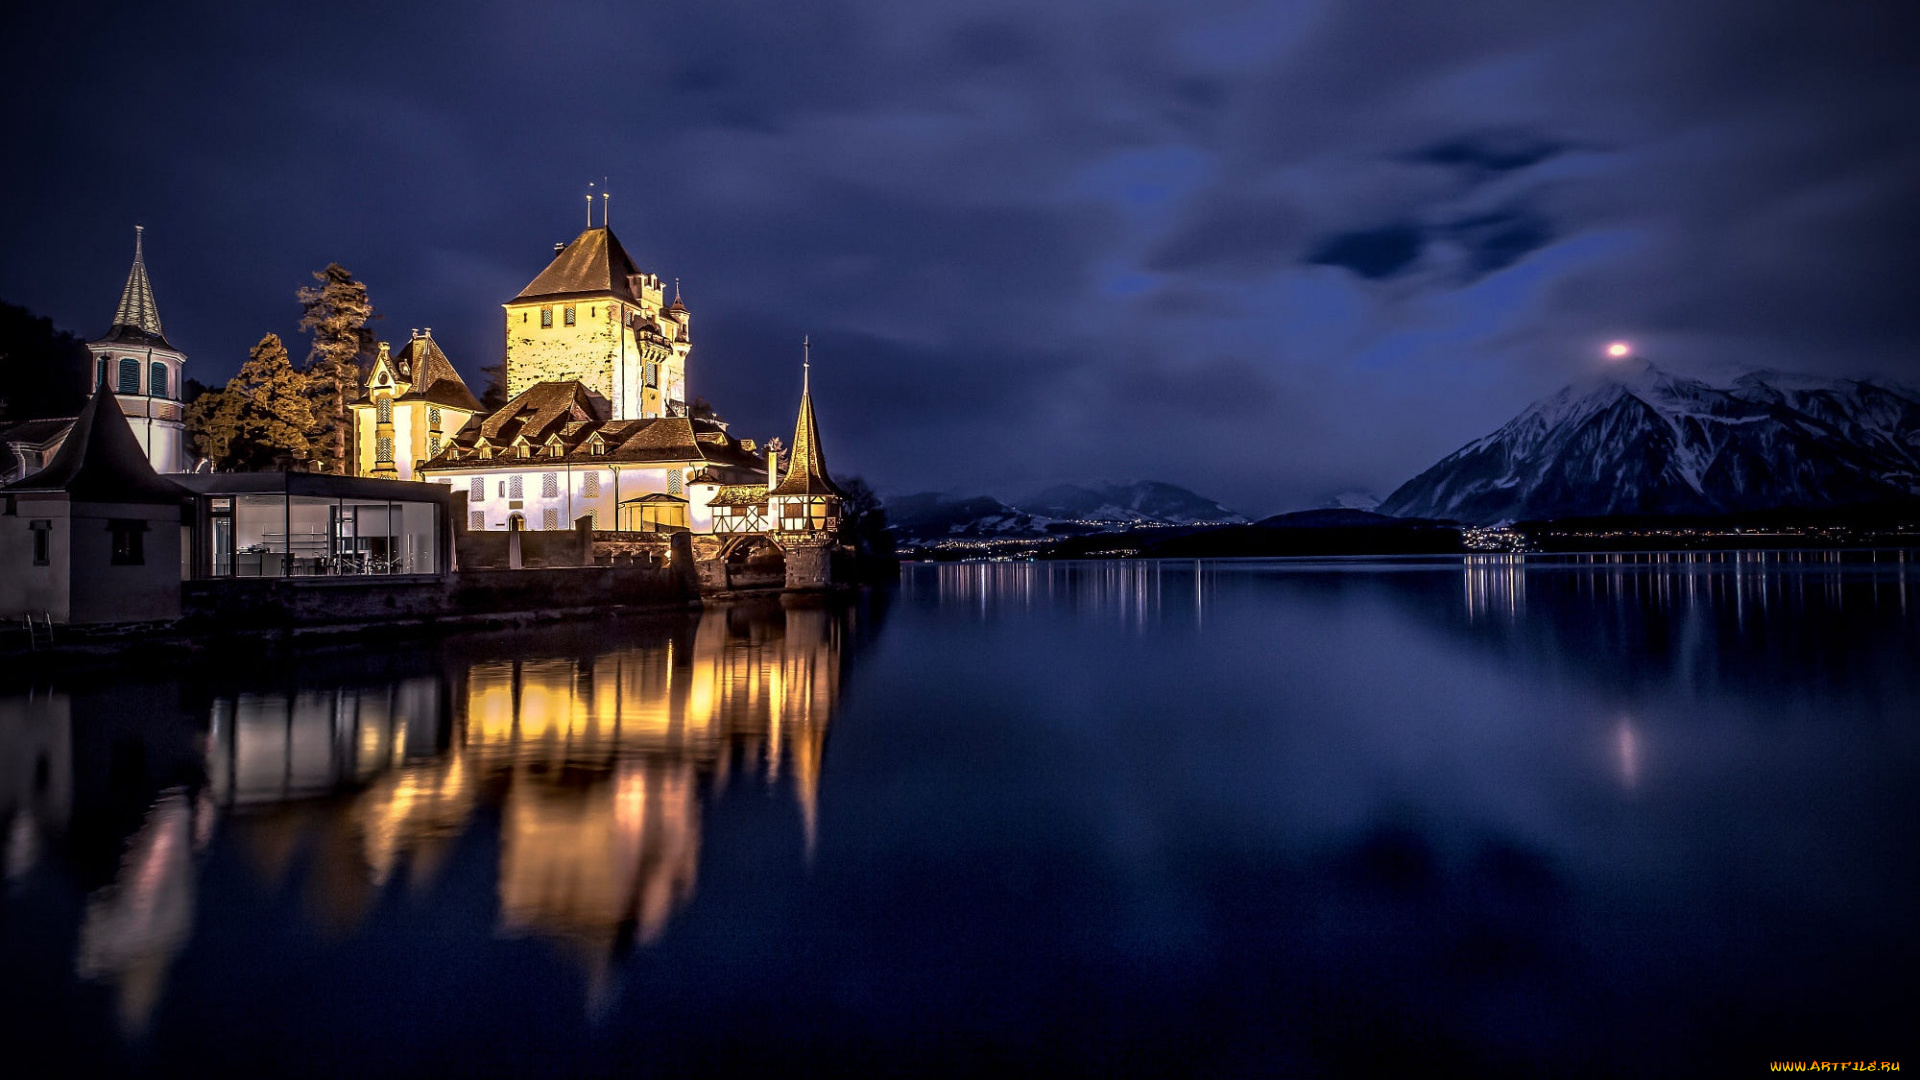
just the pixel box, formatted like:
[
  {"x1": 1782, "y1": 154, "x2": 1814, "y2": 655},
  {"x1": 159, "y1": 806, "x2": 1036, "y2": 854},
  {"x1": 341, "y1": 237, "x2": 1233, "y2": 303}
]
[
  {"x1": 889, "y1": 481, "x2": 1246, "y2": 541},
  {"x1": 1380, "y1": 361, "x2": 1920, "y2": 524}
]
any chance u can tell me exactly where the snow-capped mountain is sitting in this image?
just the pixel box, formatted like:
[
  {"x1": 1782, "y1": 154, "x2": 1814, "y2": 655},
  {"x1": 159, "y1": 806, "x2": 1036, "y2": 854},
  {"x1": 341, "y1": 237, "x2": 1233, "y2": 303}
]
[
  {"x1": 1020, "y1": 482, "x2": 1247, "y2": 527},
  {"x1": 889, "y1": 481, "x2": 1246, "y2": 541},
  {"x1": 1380, "y1": 361, "x2": 1920, "y2": 524}
]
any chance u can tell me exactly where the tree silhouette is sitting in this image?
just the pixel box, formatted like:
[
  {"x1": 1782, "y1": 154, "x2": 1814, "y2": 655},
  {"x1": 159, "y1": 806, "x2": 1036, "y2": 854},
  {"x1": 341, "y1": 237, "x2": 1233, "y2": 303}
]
[{"x1": 297, "y1": 264, "x2": 376, "y2": 473}]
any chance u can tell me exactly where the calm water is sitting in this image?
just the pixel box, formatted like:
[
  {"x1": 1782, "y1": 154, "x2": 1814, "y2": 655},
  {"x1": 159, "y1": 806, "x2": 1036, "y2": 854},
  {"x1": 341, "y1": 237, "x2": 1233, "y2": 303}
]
[{"x1": 1, "y1": 555, "x2": 1915, "y2": 1076}]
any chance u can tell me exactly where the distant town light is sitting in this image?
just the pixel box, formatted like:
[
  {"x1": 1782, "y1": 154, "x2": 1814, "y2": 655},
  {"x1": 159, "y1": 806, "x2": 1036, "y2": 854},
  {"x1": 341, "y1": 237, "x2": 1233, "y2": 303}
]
[{"x1": 1606, "y1": 341, "x2": 1632, "y2": 359}]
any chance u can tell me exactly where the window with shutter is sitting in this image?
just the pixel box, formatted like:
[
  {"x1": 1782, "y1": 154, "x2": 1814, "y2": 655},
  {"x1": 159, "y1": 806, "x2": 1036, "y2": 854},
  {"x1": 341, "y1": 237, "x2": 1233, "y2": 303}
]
[
  {"x1": 564, "y1": 305, "x2": 576, "y2": 326},
  {"x1": 541, "y1": 473, "x2": 558, "y2": 498},
  {"x1": 376, "y1": 437, "x2": 393, "y2": 463},
  {"x1": 584, "y1": 472, "x2": 600, "y2": 498},
  {"x1": 667, "y1": 469, "x2": 682, "y2": 496},
  {"x1": 542, "y1": 509, "x2": 558, "y2": 531},
  {"x1": 428, "y1": 407, "x2": 442, "y2": 428},
  {"x1": 150, "y1": 362, "x2": 169, "y2": 399},
  {"x1": 509, "y1": 475, "x2": 524, "y2": 499},
  {"x1": 470, "y1": 511, "x2": 485, "y2": 531},
  {"x1": 540, "y1": 307, "x2": 553, "y2": 327},
  {"x1": 470, "y1": 478, "x2": 485, "y2": 502},
  {"x1": 118, "y1": 357, "x2": 140, "y2": 394},
  {"x1": 377, "y1": 398, "x2": 392, "y2": 424}
]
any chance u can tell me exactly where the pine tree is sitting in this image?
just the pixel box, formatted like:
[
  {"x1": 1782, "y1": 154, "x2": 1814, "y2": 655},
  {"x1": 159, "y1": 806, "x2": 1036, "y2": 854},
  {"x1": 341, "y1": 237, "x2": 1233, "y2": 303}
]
[
  {"x1": 478, "y1": 360, "x2": 510, "y2": 412},
  {"x1": 183, "y1": 385, "x2": 243, "y2": 466},
  {"x1": 237, "y1": 334, "x2": 315, "y2": 470},
  {"x1": 192, "y1": 334, "x2": 315, "y2": 471},
  {"x1": 297, "y1": 263, "x2": 376, "y2": 474}
]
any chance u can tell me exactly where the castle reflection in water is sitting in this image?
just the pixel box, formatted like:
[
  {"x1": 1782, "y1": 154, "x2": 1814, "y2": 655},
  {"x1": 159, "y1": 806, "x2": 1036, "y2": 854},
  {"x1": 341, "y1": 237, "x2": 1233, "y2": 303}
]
[{"x1": 3, "y1": 599, "x2": 853, "y2": 1030}]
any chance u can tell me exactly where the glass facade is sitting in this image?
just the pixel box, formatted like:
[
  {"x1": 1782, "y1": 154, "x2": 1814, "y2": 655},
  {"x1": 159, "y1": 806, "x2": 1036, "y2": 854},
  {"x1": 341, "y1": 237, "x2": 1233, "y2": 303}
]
[{"x1": 203, "y1": 490, "x2": 443, "y2": 577}]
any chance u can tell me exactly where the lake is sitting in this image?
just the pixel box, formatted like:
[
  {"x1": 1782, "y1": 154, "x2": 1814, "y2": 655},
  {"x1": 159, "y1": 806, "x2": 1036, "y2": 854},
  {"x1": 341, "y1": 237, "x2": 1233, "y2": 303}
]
[{"x1": 2, "y1": 554, "x2": 1914, "y2": 1076}]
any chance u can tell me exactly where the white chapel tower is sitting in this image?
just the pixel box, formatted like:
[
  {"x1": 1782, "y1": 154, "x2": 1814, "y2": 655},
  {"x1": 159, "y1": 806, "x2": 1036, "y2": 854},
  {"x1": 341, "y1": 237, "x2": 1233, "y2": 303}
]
[{"x1": 87, "y1": 226, "x2": 187, "y2": 473}]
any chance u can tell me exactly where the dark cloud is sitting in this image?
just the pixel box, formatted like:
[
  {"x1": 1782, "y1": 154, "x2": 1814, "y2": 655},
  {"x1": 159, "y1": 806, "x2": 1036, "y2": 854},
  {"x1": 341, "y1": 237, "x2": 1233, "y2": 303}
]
[
  {"x1": 1308, "y1": 224, "x2": 1426, "y2": 280},
  {"x1": 2, "y1": 0, "x2": 1916, "y2": 516},
  {"x1": 1444, "y1": 206, "x2": 1556, "y2": 278},
  {"x1": 1411, "y1": 133, "x2": 1569, "y2": 175}
]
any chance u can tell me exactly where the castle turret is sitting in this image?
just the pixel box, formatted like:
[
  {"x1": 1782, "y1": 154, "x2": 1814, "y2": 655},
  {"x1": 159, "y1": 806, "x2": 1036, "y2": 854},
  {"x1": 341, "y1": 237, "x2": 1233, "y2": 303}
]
[{"x1": 87, "y1": 227, "x2": 187, "y2": 473}]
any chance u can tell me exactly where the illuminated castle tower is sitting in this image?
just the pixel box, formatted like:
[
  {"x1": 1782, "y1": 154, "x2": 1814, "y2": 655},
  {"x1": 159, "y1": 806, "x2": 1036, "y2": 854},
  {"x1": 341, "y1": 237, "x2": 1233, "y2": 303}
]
[
  {"x1": 503, "y1": 216, "x2": 691, "y2": 421},
  {"x1": 86, "y1": 227, "x2": 187, "y2": 472}
]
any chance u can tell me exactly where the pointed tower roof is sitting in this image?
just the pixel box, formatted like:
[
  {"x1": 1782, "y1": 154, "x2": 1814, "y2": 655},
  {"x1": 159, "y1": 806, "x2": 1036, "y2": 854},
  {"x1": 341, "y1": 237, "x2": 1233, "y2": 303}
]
[
  {"x1": 392, "y1": 331, "x2": 483, "y2": 412},
  {"x1": 769, "y1": 344, "x2": 845, "y2": 499},
  {"x1": 2, "y1": 390, "x2": 191, "y2": 502},
  {"x1": 100, "y1": 226, "x2": 174, "y2": 350},
  {"x1": 512, "y1": 226, "x2": 645, "y2": 304}
]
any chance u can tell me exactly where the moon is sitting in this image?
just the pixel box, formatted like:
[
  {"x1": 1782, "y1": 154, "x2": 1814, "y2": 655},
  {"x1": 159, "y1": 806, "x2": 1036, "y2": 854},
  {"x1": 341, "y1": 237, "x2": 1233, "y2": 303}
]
[{"x1": 1606, "y1": 341, "x2": 1632, "y2": 359}]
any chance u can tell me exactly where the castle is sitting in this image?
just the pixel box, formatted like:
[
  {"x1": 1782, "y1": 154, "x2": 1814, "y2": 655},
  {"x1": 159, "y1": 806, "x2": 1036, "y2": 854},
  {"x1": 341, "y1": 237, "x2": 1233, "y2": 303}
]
[{"x1": 349, "y1": 220, "x2": 845, "y2": 553}]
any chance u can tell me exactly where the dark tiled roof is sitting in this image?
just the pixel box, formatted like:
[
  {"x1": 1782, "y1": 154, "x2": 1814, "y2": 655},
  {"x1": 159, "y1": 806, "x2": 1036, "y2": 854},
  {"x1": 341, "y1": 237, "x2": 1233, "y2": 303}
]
[
  {"x1": 620, "y1": 492, "x2": 688, "y2": 505},
  {"x1": 2, "y1": 392, "x2": 191, "y2": 503},
  {"x1": 392, "y1": 335, "x2": 482, "y2": 412},
  {"x1": 477, "y1": 381, "x2": 607, "y2": 443},
  {"x1": 1, "y1": 417, "x2": 77, "y2": 446},
  {"x1": 512, "y1": 227, "x2": 645, "y2": 304},
  {"x1": 95, "y1": 324, "x2": 177, "y2": 351},
  {"x1": 422, "y1": 381, "x2": 768, "y2": 473}
]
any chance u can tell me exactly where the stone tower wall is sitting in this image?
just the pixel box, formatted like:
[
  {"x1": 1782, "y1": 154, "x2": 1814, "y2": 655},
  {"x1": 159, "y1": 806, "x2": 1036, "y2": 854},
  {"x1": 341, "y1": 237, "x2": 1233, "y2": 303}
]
[{"x1": 504, "y1": 300, "x2": 626, "y2": 409}]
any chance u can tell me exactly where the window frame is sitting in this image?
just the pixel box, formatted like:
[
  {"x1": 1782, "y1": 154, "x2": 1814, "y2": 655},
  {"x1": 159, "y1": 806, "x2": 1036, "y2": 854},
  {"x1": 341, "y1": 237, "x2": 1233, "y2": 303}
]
[{"x1": 108, "y1": 519, "x2": 147, "y2": 566}]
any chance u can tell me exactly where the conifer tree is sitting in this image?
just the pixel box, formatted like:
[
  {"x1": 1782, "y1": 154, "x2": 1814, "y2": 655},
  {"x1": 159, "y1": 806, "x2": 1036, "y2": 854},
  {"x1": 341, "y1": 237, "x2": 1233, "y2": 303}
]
[
  {"x1": 183, "y1": 385, "x2": 243, "y2": 466},
  {"x1": 191, "y1": 334, "x2": 314, "y2": 471},
  {"x1": 477, "y1": 360, "x2": 510, "y2": 412},
  {"x1": 297, "y1": 263, "x2": 376, "y2": 474}
]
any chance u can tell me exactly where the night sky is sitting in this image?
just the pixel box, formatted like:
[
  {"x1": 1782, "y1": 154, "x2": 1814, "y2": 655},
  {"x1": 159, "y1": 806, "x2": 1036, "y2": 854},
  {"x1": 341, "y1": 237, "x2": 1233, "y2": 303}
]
[{"x1": 3, "y1": 1, "x2": 1916, "y2": 515}]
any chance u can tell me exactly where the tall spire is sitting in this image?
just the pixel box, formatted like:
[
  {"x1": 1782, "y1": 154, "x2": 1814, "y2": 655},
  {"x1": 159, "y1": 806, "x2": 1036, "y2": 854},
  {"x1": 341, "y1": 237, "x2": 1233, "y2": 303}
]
[
  {"x1": 112, "y1": 226, "x2": 165, "y2": 340},
  {"x1": 769, "y1": 336, "x2": 843, "y2": 498}
]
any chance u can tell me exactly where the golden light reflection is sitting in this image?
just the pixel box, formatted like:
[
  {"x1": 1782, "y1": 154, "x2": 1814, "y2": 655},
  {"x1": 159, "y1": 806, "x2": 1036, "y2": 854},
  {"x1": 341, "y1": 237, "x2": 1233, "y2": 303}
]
[{"x1": 198, "y1": 600, "x2": 846, "y2": 999}]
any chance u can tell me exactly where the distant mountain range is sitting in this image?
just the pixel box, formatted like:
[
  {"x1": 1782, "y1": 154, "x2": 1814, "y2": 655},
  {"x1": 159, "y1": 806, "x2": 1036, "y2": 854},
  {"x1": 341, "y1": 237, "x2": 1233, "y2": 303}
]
[
  {"x1": 1381, "y1": 362, "x2": 1920, "y2": 524},
  {"x1": 889, "y1": 481, "x2": 1246, "y2": 542}
]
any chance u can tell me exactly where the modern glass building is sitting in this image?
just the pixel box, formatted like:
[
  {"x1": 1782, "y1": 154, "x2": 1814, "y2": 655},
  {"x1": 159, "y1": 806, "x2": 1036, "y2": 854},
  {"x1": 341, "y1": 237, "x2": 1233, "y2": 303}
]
[{"x1": 174, "y1": 473, "x2": 450, "y2": 578}]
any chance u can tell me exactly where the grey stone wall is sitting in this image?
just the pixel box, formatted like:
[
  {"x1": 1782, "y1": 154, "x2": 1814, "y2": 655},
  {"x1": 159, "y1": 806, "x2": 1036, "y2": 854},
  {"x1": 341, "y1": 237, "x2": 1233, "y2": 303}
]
[{"x1": 181, "y1": 564, "x2": 690, "y2": 631}]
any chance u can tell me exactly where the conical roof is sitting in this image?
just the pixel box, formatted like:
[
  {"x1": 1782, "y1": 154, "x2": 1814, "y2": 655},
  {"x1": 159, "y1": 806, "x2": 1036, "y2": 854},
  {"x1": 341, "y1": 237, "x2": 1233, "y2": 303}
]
[
  {"x1": 512, "y1": 226, "x2": 645, "y2": 304},
  {"x1": 101, "y1": 226, "x2": 174, "y2": 350},
  {"x1": 769, "y1": 366, "x2": 844, "y2": 499},
  {"x1": 2, "y1": 390, "x2": 191, "y2": 503}
]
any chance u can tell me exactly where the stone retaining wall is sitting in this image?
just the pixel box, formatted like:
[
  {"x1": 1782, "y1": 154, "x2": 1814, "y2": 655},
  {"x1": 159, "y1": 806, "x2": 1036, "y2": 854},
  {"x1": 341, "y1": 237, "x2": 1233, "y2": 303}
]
[{"x1": 181, "y1": 564, "x2": 692, "y2": 631}]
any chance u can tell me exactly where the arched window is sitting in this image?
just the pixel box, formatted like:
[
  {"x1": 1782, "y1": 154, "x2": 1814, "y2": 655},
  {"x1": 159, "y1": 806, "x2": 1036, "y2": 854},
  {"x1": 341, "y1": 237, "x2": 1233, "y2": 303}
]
[
  {"x1": 118, "y1": 357, "x2": 140, "y2": 394},
  {"x1": 150, "y1": 361, "x2": 169, "y2": 399}
]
